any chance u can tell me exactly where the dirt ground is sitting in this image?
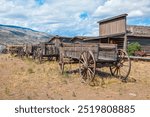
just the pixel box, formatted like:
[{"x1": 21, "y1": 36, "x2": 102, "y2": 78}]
[{"x1": 0, "y1": 54, "x2": 150, "y2": 100}]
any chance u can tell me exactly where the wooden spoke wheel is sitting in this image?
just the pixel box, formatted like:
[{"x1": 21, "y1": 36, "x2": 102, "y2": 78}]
[
  {"x1": 79, "y1": 51, "x2": 96, "y2": 84},
  {"x1": 38, "y1": 51, "x2": 43, "y2": 64},
  {"x1": 35, "y1": 48, "x2": 43, "y2": 64},
  {"x1": 59, "y1": 53, "x2": 64, "y2": 74},
  {"x1": 32, "y1": 50, "x2": 37, "y2": 60},
  {"x1": 110, "y1": 49, "x2": 131, "y2": 81},
  {"x1": 48, "y1": 57, "x2": 53, "y2": 61},
  {"x1": 38, "y1": 55, "x2": 43, "y2": 63}
]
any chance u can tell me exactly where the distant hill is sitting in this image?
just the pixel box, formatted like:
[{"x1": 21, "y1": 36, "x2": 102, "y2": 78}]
[{"x1": 0, "y1": 24, "x2": 53, "y2": 45}]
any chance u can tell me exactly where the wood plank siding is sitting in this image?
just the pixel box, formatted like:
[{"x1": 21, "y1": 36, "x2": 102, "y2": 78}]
[
  {"x1": 97, "y1": 14, "x2": 127, "y2": 50},
  {"x1": 99, "y1": 17, "x2": 126, "y2": 36},
  {"x1": 98, "y1": 14, "x2": 127, "y2": 37}
]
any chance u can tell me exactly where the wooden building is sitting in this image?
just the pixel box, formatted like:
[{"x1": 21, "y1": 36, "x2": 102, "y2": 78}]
[
  {"x1": 97, "y1": 14, "x2": 150, "y2": 55},
  {"x1": 49, "y1": 36, "x2": 72, "y2": 46},
  {"x1": 97, "y1": 14, "x2": 128, "y2": 50},
  {"x1": 70, "y1": 36, "x2": 101, "y2": 43},
  {"x1": 127, "y1": 25, "x2": 150, "y2": 55}
]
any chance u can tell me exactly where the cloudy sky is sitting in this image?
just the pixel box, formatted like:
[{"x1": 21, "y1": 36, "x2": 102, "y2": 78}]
[{"x1": 0, "y1": 0, "x2": 150, "y2": 36}]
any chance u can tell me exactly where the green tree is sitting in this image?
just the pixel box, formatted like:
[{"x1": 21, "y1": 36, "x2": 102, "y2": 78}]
[{"x1": 127, "y1": 42, "x2": 141, "y2": 56}]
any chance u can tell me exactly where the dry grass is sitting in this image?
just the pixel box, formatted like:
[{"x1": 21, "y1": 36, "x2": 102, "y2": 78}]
[{"x1": 0, "y1": 54, "x2": 150, "y2": 100}]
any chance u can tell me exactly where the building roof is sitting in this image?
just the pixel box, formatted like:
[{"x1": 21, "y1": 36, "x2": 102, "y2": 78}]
[
  {"x1": 97, "y1": 14, "x2": 128, "y2": 24},
  {"x1": 49, "y1": 35, "x2": 72, "y2": 42},
  {"x1": 70, "y1": 36, "x2": 98, "y2": 41},
  {"x1": 127, "y1": 25, "x2": 150, "y2": 38}
]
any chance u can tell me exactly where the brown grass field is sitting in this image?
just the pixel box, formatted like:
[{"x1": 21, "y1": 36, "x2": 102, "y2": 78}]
[{"x1": 0, "y1": 54, "x2": 150, "y2": 100}]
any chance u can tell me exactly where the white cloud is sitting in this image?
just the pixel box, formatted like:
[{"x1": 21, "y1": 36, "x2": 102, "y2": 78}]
[
  {"x1": 94, "y1": 0, "x2": 150, "y2": 18},
  {"x1": 0, "y1": 0, "x2": 150, "y2": 36}
]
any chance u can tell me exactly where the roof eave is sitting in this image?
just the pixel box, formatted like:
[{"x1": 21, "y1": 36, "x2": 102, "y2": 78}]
[{"x1": 97, "y1": 14, "x2": 128, "y2": 24}]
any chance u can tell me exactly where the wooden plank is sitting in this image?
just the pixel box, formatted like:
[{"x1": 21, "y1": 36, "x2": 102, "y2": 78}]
[
  {"x1": 100, "y1": 18, "x2": 126, "y2": 36},
  {"x1": 129, "y1": 56, "x2": 150, "y2": 61}
]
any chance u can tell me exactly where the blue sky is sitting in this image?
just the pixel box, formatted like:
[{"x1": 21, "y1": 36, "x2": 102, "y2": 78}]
[
  {"x1": 35, "y1": 0, "x2": 45, "y2": 5},
  {"x1": 0, "y1": 0, "x2": 150, "y2": 36}
]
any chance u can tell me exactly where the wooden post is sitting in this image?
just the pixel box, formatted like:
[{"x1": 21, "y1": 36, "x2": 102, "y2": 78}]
[
  {"x1": 108, "y1": 38, "x2": 110, "y2": 43},
  {"x1": 124, "y1": 15, "x2": 127, "y2": 51},
  {"x1": 123, "y1": 34, "x2": 127, "y2": 51}
]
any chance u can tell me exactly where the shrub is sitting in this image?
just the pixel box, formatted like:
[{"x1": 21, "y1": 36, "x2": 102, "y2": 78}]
[
  {"x1": 27, "y1": 68, "x2": 34, "y2": 74},
  {"x1": 127, "y1": 42, "x2": 141, "y2": 56}
]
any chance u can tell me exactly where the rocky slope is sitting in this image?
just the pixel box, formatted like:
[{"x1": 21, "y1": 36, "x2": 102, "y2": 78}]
[{"x1": 0, "y1": 24, "x2": 53, "y2": 45}]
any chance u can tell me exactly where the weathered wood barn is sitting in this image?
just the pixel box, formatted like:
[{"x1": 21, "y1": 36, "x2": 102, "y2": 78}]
[
  {"x1": 127, "y1": 25, "x2": 150, "y2": 55},
  {"x1": 97, "y1": 14, "x2": 150, "y2": 55},
  {"x1": 49, "y1": 36, "x2": 72, "y2": 45},
  {"x1": 77, "y1": 14, "x2": 150, "y2": 55},
  {"x1": 97, "y1": 14, "x2": 128, "y2": 50}
]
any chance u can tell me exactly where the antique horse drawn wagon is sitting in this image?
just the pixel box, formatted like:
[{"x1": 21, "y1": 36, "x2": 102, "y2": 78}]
[
  {"x1": 59, "y1": 42, "x2": 131, "y2": 83},
  {"x1": 24, "y1": 44, "x2": 39, "y2": 58},
  {"x1": 34, "y1": 36, "x2": 72, "y2": 63},
  {"x1": 59, "y1": 14, "x2": 131, "y2": 83},
  {"x1": 35, "y1": 42, "x2": 59, "y2": 63},
  {"x1": 7, "y1": 44, "x2": 25, "y2": 57}
]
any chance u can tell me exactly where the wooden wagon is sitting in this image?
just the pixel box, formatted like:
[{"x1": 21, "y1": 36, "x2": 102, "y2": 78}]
[
  {"x1": 24, "y1": 44, "x2": 39, "y2": 59},
  {"x1": 35, "y1": 36, "x2": 72, "y2": 63},
  {"x1": 35, "y1": 42, "x2": 59, "y2": 63},
  {"x1": 7, "y1": 45, "x2": 25, "y2": 57},
  {"x1": 59, "y1": 42, "x2": 131, "y2": 83}
]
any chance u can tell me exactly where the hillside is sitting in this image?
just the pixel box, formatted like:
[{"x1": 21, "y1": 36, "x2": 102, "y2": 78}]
[{"x1": 0, "y1": 24, "x2": 53, "y2": 45}]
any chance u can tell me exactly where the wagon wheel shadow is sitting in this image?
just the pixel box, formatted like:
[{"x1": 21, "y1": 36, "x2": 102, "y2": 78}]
[
  {"x1": 63, "y1": 68, "x2": 136, "y2": 84},
  {"x1": 95, "y1": 69, "x2": 112, "y2": 78},
  {"x1": 95, "y1": 69, "x2": 136, "y2": 83},
  {"x1": 65, "y1": 68, "x2": 79, "y2": 74}
]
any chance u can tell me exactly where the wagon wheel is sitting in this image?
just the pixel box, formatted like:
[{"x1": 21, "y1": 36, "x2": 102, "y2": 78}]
[
  {"x1": 19, "y1": 48, "x2": 25, "y2": 59},
  {"x1": 32, "y1": 50, "x2": 37, "y2": 60},
  {"x1": 110, "y1": 49, "x2": 131, "y2": 81},
  {"x1": 59, "y1": 53, "x2": 64, "y2": 74},
  {"x1": 38, "y1": 50, "x2": 43, "y2": 64},
  {"x1": 35, "y1": 48, "x2": 43, "y2": 63},
  {"x1": 25, "y1": 51, "x2": 29, "y2": 58},
  {"x1": 48, "y1": 57, "x2": 53, "y2": 61},
  {"x1": 79, "y1": 51, "x2": 96, "y2": 84}
]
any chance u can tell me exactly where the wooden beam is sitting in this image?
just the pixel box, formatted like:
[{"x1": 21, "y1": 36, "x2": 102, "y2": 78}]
[
  {"x1": 123, "y1": 34, "x2": 127, "y2": 51},
  {"x1": 129, "y1": 56, "x2": 150, "y2": 61}
]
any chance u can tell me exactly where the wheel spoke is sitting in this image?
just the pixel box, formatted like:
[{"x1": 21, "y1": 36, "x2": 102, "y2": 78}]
[
  {"x1": 88, "y1": 68, "x2": 95, "y2": 76},
  {"x1": 122, "y1": 64, "x2": 129, "y2": 67},
  {"x1": 87, "y1": 69, "x2": 92, "y2": 81},
  {"x1": 111, "y1": 66, "x2": 116, "y2": 70},
  {"x1": 114, "y1": 67, "x2": 118, "y2": 75},
  {"x1": 115, "y1": 69, "x2": 119, "y2": 76},
  {"x1": 118, "y1": 68, "x2": 121, "y2": 77},
  {"x1": 79, "y1": 59, "x2": 85, "y2": 65},
  {"x1": 83, "y1": 70, "x2": 87, "y2": 80},
  {"x1": 88, "y1": 63, "x2": 94, "y2": 67},
  {"x1": 83, "y1": 52, "x2": 88, "y2": 63},
  {"x1": 81, "y1": 53, "x2": 86, "y2": 64}
]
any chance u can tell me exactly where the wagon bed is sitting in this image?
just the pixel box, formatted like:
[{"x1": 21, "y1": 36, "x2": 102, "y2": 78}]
[
  {"x1": 60, "y1": 43, "x2": 117, "y2": 62},
  {"x1": 35, "y1": 42, "x2": 59, "y2": 63}
]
